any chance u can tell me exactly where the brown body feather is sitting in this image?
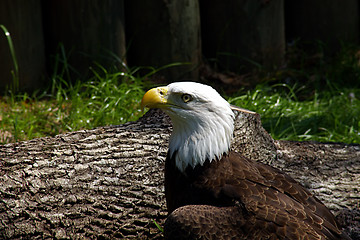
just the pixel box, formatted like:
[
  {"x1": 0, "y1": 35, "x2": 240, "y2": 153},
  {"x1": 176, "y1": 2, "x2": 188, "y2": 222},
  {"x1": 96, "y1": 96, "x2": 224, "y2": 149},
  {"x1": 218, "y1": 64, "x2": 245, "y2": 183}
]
[{"x1": 164, "y1": 151, "x2": 350, "y2": 240}]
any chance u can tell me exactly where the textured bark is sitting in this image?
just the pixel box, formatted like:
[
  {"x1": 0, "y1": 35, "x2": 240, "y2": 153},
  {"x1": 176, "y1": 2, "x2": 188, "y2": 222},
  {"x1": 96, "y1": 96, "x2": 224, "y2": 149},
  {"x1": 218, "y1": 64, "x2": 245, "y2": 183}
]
[{"x1": 0, "y1": 109, "x2": 359, "y2": 239}]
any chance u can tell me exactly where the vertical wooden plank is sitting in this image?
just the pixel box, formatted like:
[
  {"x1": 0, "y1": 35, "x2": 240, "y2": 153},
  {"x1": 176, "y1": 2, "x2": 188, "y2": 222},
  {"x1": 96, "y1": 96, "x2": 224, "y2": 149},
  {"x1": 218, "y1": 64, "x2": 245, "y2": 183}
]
[
  {"x1": 285, "y1": 0, "x2": 359, "y2": 54},
  {"x1": 0, "y1": 0, "x2": 45, "y2": 92},
  {"x1": 200, "y1": 0, "x2": 285, "y2": 72},
  {"x1": 42, "y1": 0, "x2": 126, "y2": 79},
  {"x1": 125, "y1": 0, "x2": 201, "y2": 82}
]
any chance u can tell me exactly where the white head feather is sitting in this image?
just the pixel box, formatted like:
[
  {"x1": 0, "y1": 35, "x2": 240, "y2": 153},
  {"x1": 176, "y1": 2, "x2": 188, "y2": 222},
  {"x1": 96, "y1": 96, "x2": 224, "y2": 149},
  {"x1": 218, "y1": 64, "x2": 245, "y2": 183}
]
[{"x1": 163, "y1": 82, "x2": 235, "y2": 172}]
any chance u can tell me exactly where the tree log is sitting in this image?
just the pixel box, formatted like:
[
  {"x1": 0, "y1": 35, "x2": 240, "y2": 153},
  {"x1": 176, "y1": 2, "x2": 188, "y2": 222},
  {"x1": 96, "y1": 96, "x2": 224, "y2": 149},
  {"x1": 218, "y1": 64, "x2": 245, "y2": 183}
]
[{"x1": 0, "y1": 109, "x2": 359, "y2": 239}]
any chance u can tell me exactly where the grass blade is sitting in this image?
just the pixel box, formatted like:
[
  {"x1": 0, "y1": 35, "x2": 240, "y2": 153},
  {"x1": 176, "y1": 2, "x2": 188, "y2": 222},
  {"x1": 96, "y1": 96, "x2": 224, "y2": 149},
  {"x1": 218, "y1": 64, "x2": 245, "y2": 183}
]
[{"x1": 0, "y1": 25, "x2": 19, "y2": 92}]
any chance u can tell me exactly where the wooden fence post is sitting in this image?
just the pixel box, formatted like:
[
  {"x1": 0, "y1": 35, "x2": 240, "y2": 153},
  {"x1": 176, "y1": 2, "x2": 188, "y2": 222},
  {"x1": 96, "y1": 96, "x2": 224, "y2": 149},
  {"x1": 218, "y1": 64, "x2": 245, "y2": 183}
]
[
  {"x1": 285, "y1": 0, "x2": 359, "y2": 54},
  {"x1": 125, "y1": 0, "x2": 201, "y2": 82},
  {"x1": 42, "y1": 0, "x2": 126, "y2": 80},
  {"x1": 200, "y1": 0, "x2": 285, "y2": 73}
]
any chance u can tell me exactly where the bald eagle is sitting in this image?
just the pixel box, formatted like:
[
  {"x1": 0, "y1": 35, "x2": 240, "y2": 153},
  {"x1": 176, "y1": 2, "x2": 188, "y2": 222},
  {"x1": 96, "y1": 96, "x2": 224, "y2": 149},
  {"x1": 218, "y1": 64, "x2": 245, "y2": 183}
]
[{"x1": 141, "y1": 82, "x2": 349, "y2": 240}]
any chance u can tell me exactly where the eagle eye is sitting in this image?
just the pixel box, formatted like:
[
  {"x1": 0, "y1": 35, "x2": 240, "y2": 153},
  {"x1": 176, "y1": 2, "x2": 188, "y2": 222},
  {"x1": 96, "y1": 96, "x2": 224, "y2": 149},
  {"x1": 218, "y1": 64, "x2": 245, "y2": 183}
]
[{"x1": 181, "y1": 94, "x2": 192, "y2": 103}]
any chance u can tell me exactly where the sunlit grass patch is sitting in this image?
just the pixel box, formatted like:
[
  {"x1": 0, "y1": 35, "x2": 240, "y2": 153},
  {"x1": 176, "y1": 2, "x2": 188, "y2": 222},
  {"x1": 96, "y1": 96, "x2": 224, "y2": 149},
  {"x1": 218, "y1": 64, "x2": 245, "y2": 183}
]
[
  {"x1": 1, "y1": 41, "x2": 360, "y2": 145},
  {"x1": 0, "y1": 66, "x2": 146, "y2": 144},
  {"x1": 228, "y1": 83, "x2": 360, "y2": 144}
]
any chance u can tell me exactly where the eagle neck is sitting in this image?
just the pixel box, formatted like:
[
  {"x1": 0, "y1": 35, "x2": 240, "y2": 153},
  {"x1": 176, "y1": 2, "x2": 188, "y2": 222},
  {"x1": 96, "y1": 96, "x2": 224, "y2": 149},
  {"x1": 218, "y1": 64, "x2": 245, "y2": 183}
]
[{"x1": 168, "y1": 110, "x2": 234, "y2": 173}]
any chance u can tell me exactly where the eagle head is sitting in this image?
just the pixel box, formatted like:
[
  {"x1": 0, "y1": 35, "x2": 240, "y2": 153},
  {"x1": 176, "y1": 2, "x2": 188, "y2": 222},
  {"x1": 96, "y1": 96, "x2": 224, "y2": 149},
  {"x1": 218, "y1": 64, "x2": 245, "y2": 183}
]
[{"x1": 141, "y1": 82, "x2": 235, "y2": 172}]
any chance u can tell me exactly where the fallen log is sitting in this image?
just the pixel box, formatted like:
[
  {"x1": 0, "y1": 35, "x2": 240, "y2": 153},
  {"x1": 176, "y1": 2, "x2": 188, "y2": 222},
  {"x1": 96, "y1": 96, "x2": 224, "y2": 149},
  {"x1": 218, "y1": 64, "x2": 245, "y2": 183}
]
[{"x1": 0, "y1": 109, "x2": 359, "y2": 239}]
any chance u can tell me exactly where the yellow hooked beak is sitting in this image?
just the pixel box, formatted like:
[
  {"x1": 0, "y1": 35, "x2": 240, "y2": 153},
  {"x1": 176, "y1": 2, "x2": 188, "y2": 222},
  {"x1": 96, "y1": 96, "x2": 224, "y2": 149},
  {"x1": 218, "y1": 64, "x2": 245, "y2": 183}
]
[{"x1": 140, "y1": 86, "x2": 169, "y2": 112}]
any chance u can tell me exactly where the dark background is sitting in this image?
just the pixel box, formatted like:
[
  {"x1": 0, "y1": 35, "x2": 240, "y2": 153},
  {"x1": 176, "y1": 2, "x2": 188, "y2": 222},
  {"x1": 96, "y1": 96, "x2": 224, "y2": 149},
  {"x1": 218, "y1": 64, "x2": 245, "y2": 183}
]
[{"x1": 0, "y1": 0, "x2": 359, "y2": 92}]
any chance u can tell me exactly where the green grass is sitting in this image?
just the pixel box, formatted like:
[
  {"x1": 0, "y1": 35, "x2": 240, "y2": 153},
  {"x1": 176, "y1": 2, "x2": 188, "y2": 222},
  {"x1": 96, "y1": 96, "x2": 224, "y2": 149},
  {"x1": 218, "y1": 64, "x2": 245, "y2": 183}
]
[
  {"x1": 228, "y1": 83, "x2": 360, "y2": 144},
  {"x1": 225, "y1": 42, "x2": 360, "y2": 144},
  {"x1": 1, "y1": 75, "x2": 359, "y2": 144},
  {"x1": 0, "y1": 25, "x2": 19, "y2": 92},
  {"x1": 0, "y1": 66, "x2": 147, "y2": 144},
  {"x1": 0, "y1": 26, "x2": 359, "y2": 145}
]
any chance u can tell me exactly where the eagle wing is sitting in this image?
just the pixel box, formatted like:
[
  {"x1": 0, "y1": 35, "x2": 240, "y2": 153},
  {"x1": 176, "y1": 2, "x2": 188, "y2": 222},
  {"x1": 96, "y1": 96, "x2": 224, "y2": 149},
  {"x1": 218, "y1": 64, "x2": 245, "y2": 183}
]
[{"x1": 164, "y1": 151, "x2": 349, "y2": 239}]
